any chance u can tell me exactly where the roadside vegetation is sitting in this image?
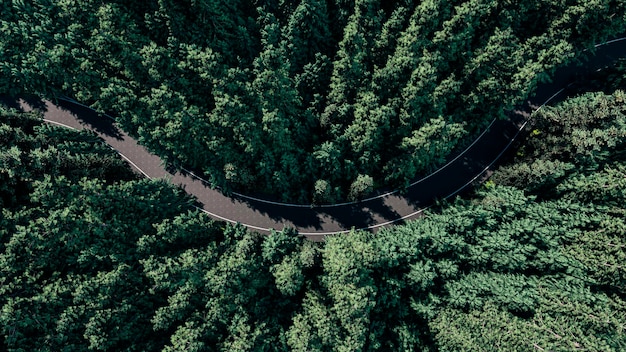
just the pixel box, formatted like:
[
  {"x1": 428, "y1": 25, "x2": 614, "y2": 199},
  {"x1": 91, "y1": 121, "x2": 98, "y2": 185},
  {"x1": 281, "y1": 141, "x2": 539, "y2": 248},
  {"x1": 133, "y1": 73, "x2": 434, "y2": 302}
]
[
  {"x1": 1, "y1": 60, "x2": 626, "y2": 350},
  {"x1": 1, "y1": 0, "x2": 625, "y2": 201}
]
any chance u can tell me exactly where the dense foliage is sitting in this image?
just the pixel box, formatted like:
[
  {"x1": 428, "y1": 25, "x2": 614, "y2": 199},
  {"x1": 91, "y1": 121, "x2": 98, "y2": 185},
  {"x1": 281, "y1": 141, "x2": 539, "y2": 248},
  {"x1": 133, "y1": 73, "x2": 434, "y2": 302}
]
[
  {"x1": 2, "y1": 63, "x2": 626, "y2": 350},
  {"x1": 1, "y1": 1, "x2": 625, "y2": 201}
]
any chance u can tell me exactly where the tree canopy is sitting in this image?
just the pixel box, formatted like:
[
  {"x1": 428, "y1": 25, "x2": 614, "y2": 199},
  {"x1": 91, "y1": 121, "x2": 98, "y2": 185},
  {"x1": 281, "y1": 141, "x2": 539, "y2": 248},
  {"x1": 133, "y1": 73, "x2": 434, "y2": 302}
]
[
  {"x1": 1, "y1": 1, "x2": 625, "y2": 201},
  {"x1": 2, "y1": 61, "x2": 626, "y2": 350}
]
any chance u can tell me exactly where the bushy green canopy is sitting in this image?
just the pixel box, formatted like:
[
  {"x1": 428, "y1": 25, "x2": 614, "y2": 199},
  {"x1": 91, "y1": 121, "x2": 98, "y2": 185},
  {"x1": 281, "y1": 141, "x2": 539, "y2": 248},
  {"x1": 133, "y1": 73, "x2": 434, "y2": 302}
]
[
  {"x1": 2, "y1": 0, "x2": 624, "y2": 201},
  {"x1": 1, "y1": 65, "x2": 626, "y2": 350}
]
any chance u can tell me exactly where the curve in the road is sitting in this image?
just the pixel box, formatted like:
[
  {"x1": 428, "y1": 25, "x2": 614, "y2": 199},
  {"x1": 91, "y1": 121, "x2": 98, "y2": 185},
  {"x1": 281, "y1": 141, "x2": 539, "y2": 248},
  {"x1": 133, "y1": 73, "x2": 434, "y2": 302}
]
[{"x1": 9, "y1": 36, "x2": 626, "y2": 239}]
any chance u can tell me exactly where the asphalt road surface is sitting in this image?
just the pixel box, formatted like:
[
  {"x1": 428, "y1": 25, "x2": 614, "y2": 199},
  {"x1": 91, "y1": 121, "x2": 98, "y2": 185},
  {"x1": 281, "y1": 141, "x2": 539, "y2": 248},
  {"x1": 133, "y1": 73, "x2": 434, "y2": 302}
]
[{"x1": 5, "y1": 37, "x2": 626, "y2": 240}]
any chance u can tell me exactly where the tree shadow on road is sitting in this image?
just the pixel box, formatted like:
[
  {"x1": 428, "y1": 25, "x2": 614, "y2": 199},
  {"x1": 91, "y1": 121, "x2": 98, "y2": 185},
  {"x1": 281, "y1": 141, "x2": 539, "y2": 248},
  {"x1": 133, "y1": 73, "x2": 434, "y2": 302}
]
[
  {"x1": 54, "y1": 99, "x2": 125, "y2": 140},
  {"x1": 231, "y1": 194, "x2": 403, "y2": 234},
  {"x1": 0, "y1": 94, "x2": 46, "y2": 112}
]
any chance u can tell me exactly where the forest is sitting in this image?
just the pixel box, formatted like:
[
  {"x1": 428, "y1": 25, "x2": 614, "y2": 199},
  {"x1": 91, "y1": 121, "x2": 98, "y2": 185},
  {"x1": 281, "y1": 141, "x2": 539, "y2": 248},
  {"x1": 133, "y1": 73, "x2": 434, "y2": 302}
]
[
  {"x1": 1, "y1": 51, "x2": 626, "y2": 351},
  {"x1": 2, "y1": 0, "x2": 626, "y2": 351},
  {"x1": 1, "y1": 0, "x2": 625, "y2": 201}
]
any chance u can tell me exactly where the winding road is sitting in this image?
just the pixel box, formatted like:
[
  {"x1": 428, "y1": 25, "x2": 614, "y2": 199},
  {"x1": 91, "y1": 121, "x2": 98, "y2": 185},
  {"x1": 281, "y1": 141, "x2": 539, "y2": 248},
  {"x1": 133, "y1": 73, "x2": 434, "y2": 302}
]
[{"x1": 6, "y1": 37, "x2": 626, "y2": 239}]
